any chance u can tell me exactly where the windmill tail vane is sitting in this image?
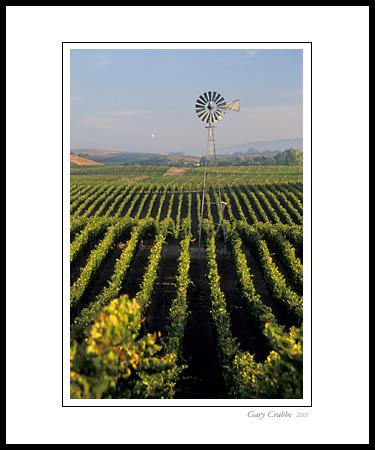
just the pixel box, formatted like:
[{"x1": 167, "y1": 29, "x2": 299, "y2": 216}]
[
  {"x1": 221, "y1": 99, "x2": 240, "y2": 112},
  {"x1": 195, "y1": 91, "x2": 240, "y2": 252}
]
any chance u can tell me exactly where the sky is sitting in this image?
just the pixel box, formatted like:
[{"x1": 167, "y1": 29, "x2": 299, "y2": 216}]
[{"x1": 70, "y1": 47, "x2": 304, "y2": 156}]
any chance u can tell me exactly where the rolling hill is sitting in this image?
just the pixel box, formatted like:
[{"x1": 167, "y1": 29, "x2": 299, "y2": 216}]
[
  {"x1": 70, "y1": 154, "x2": 104, "y2": 166},
  {"x1": 70, "y1": 150, "x2": 200, "y2": 166}
]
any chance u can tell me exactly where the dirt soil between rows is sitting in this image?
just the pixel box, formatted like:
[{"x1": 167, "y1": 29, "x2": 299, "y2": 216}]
[
  {"x1": 175, "y1": 241, "x2": 224, "y2": 399},
  {"x1": 142, "y1": 239, "x2": 180, "y2": 339},
  {"x1": 163, "y1": 168, "x2": 188, "y2": 176}
]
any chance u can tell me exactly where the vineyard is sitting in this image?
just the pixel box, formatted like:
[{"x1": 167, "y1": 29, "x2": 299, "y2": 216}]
[{"x1": 69, "y1": 166, "x2": 303, "y2": 400}]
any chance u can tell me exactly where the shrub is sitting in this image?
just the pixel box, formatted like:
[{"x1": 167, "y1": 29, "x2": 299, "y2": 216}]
[
  {"x1": 70, "y1": 295, "x2": 182, "y2": 399},
  {"x1": 229, "y1": 323, "x2": 303, "y2": 399}
]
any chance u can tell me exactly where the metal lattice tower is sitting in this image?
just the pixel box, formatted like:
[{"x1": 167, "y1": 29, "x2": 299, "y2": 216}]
[{"x1": 195, "y1": 91, "x2": 240, "y2": 252}]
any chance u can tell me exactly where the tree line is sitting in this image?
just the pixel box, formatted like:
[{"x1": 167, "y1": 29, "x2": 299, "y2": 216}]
[{"x1": 199, "y1": 148, "x2": 303, "y2": 167}]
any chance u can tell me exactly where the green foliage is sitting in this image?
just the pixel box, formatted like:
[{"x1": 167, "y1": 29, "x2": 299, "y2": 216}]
[
  {"x1": 70, "y1": 218, "x2": 157, "y2": 339},
  {"x1": 274, "y1": 149, "x2": 303, "y2": 166},
  {"x1": 70, "y1": 295, "x2": 182, "y2": 399},
  {"x1": 237, "y1": 225, "x2": 303, "y2": 327},
  {"x1": 136, "y1": 218, "x2": 172, "y2": 315},
  {"x1": 205, "y1": 225, "x2": 240, "y2": 371},
  {"x1": 70, "y1": 219, "x2": 135, "y2": 309},
  {"x1": 229, "y1": 323, "x2": 303, "y2": 399},
  {"x1": 71, "y1": 164, "x2": 303, "y2": 185},
  {"x1": 198, "y1": 149, "x2": 303, "y2": 167},
  {"x1": 70, "y1": 218, "x2": 112, "y2": 263},
  {"x1": 228, "y1": 229, "x2": 277, "y2": 331},
  {"x1": 163, "y1": 219, "x2": 192, "y2": 359},
  {"x1": 70, "y1": 178, "x2": 304, "y2": 399}
]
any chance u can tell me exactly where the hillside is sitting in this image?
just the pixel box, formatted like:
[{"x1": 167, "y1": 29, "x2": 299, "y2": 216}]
[
  {"x1": 70, "y1": 150, "x2": 200, "y2": 166},
  {"x1": 218, "y1": 138, "x2": 303, "y2": 156},
  {"x1": 70, "y1": 154, "x2": 103, "y2": 166}
]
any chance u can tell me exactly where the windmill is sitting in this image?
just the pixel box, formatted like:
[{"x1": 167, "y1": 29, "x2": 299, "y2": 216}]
[{"x1": 195, "y1": 91, "x2": 240, "y2": 252}]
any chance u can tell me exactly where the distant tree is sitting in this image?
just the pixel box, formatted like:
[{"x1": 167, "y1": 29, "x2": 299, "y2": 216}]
[
  {"x1": 274, "y1": 151, "x2": 287, "y2": 165},
  {"x1": 285, "y1": 149, "x2": 303, "y2": 166},
  {"x1": 264, "y1": 156, "x2": 276, "y2": 165},
  {"x1": 274, "y1": 148, "x2": 303, "y2": 166}
]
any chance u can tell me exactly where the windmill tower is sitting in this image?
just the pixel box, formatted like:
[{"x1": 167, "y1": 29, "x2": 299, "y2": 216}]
[{"x1": 195, "y1": 91, "x2": 240, "y2": 251}]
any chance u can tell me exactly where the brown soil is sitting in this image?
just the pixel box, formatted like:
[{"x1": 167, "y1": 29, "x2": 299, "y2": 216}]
[
  {"x1": 119, "y1": 176, "x2": 148, "y2": 184},
  {"x1": 70, "y1": 232, "x2": 131, "y2": 324},
  {"x1": 189, "y1": 192, "x2": 199, "y2": 237},
  {"x1": 240, "y1": 243, "x2": 296, "y2": 330},
  {"x1": 117, "y1": 238, "x2": 155, "y2": 300},
  {"x1": 70, "y1": 154, "x2": 103, "y2": 166},
  {"x1": 175, "y1": 241, "x2": 224, "y2": 399},
  {"x1": 148, "y1": 193, "x2": 162, "y2": 218},
  {"x1": 215, "y1": 241, "x2": 271, "y2": 362},
  {"x1": 70, "y1": 231, "x2": 107, "y2": 286},
  {"x1": 163, "y1": 168, "x2": 188, "y2": 176},
  {"x1": 142, "y1": 239, "x2": 180, "y2": 339}
]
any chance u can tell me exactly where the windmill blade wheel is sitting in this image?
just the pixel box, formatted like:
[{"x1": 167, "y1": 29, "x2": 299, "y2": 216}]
[{"x1": 195, "y1": 91, "x2": 226, "y2": 123}]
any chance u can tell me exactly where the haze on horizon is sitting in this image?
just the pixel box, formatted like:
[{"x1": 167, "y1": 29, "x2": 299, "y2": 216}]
[{"x1": 70, "y1": 47, "x2": 303, "y2": 157}]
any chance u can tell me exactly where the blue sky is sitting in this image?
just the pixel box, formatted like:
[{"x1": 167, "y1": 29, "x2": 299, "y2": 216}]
[{"x1": 70, "y1": 48, "x2": 304, "y2": 156}]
